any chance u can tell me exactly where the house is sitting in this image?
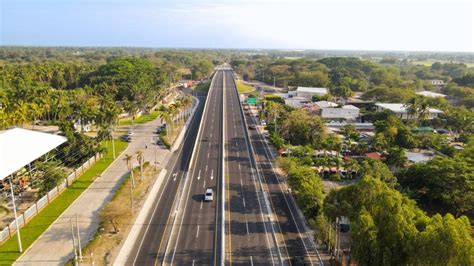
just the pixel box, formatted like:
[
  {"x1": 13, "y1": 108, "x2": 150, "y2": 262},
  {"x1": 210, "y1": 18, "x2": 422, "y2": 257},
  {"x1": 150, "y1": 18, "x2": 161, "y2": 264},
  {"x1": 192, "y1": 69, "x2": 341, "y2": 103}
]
[
  {"x1": 375, "y1": 103, "x2": 443, "y2": 121},
  {"x1": 431, "y1": 79, "x2": 445, "y2": 86},
  {"x1": 295, "y1": 87, "x2": 328, "y2": 99},
  {"x1": 314, "y1": 101, "x2": 338, "y2": 108},
  {"x1": 285, "y1": 97, "x2": 311, "y2": 108},
  {"x1": 366, "y1": 152, "x2": 382, "y2": 160},
  {"x1": 320, "y1": 105, "x2": 360, "y2": 122},
  {"x1": 416, "y1": 91, "x2": 446, "y2": 98}
]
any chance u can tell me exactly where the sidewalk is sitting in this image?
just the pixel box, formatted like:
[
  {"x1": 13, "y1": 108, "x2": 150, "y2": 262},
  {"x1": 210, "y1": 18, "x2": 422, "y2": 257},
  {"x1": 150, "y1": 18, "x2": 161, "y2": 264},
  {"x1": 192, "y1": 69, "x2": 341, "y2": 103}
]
[{"x1": 15, "y1": 118, "x2": 170, "y2": 265}]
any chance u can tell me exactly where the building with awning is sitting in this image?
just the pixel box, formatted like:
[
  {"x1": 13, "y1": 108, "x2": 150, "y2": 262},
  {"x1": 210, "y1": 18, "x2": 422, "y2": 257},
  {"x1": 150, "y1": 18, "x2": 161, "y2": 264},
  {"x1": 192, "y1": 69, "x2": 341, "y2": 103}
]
[{"x1": 0, "y1": 127, "x2": 67, "y2": 252}]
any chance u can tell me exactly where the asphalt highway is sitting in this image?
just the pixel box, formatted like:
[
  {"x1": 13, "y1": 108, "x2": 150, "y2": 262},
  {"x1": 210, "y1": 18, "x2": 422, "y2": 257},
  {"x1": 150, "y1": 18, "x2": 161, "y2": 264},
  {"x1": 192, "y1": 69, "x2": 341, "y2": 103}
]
[
  {"x1": 223, "y1": 70, "x2": 279, "y2": 265},
  {"x1": 126, "y1": 89, "x2": 206, "y2": 265},
  {"x1": 124, "y1": 67, "x2": 321, "y2": 266},
  {"x1": 244, "y1": 94, "x2": 323, "y2": 265},
  {"x1": 162, "y1": 70, "x2": 224, "y2": 265}
]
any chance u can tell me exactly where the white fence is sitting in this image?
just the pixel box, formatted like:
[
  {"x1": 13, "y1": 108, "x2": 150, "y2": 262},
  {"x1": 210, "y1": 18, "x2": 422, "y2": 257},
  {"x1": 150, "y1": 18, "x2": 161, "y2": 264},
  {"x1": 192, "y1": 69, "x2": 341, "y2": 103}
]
[{"x1": 0, "y1": 153, "x2": 102, "y2": 243}]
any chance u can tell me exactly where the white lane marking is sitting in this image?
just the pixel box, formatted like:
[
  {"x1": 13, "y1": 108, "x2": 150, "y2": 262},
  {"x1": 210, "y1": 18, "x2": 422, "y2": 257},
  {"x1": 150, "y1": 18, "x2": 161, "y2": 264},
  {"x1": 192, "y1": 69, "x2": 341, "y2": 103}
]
[
  {"x1": 197, "y1": 169, "x2": 201, "y2": 180},
  {"x1": 193, "y1": 259, "x2": 195, "y2": 266},
  {"x1": 200, "y1": 200, "x2": 204, "y2": 209},
  {"x1": 237, "y1": 151, "x2": 240, "y2": 157},
  {"x1": 242, "y1": 197, "x2": 246, "y2": 208},
  {"x1": 205, "y1": 164, "x2": 208, "y2": 172},
  {"x1": 250, "y1": 256, "x2": 254, "y2": 266},
  {"x1": 245, "y1": 216, "x2": 250, "y2": 235},
  {"x1": 210, "y1": 133, "x2": 212, "y2": 139},
  {"x1": 203, "y1": 180, "x2": 206, "y2": 189},
  {"x1": 240, "y1": 178, "x2": 243, "y2": 187},
  {"x1": 207, "y1": 152, "x2": 210, "y2": 158},
  {"x1": 196, "y1": 225, "x2": 200, "y2": 238},
  {"x1": 210, "y1": 169, "x2": 214, "y2": 180},
  {"x1": 238, "y1": 164, "x2": 241, "y2": 171},
  {"x1": 209, "y1": 142, "x2": 211, "y2": 148}
]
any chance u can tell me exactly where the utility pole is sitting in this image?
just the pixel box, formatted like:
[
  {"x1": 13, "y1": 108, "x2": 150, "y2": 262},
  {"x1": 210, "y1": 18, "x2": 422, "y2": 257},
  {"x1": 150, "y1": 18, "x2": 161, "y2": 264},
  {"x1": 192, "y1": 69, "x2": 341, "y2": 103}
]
[
  {"x1": 153, "y1": 137, "x2": 157, "y2": 171},
  {"x1": 76, "y1": 213, "x2": 82, "y2": 261},
  {"x1": 111, "y1": 124, "x2": 116, "y2": 159},
  {"x1": 130, "y1": 177, "x2": 134, "y2": 214},
  {"x1": 70, "y1": 218, "x2": 78, "y2": 266}
]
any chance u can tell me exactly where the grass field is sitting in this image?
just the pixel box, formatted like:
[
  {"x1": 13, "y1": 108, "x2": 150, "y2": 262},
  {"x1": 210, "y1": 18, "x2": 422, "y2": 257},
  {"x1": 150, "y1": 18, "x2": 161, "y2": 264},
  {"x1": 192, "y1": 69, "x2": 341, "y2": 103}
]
[
  {"x1": 118, "y1": 111, "x2": 159, "y2": 126},
  {"x1": 76, "y1": 163, "x2": 159, "y2": 265},
  {"x1": 194, "y1": 81, "x2": 211, "y2": 93},
  {"x1": 0, "y1": 139, "x2": 128, "y2": 264},
  {"x1": 236, "y1": 81, "x2": 255, "y2": 93},
  {"x1": 410, "y1": 59, "x2": 474, "y2": 68}
]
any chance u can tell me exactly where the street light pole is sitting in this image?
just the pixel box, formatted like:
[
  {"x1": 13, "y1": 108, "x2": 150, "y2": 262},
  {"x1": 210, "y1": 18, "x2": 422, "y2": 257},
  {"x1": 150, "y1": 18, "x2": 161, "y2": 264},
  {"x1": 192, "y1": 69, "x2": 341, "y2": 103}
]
[{"x1": 9, "y1": 175, "x2": 22, "y2": 253}]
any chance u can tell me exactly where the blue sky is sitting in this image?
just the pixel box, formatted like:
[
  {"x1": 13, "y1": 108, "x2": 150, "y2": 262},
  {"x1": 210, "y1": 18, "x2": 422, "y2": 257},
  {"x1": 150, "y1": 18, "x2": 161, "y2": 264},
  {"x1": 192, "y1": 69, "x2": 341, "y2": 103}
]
[{"x1": 1, "y1": 0, "x2": 473, "y2": 52}]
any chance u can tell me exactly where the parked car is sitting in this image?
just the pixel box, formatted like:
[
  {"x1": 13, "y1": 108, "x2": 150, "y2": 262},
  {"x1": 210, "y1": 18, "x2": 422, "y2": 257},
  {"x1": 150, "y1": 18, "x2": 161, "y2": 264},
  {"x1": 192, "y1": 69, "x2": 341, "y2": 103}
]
[
  {"x1": 121, "y1": 134, "x2": 132, "y2": 142},
  {"x1": 260, "y1": 120, "x2": 267, "y2": 126},
  {"x1": 204, "y1": 188, "x2": 214, "y2": 201},
  {"x1": 248, "y1": 124, "x2": 257, "y2": 130},
  {"x1": 263, "y1": 132, "x2": 270, "y2": 138}
]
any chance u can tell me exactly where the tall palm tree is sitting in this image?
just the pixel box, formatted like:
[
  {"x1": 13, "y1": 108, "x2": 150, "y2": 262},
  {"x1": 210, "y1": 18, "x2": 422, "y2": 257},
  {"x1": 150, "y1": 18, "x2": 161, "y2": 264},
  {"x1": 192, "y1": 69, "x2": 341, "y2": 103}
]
[
  {"x1": 136, "y1": 150, "x2": 144, "y2": 181},
  {"x1": 158, "y1": 105, "x2": 172, "y2": 136},
  {"x1": 405, "y1": 97, "x2": 419, "y2": 122},
  {"x1": 124, "y1": 154, "x2": 135, "y2": 188}
]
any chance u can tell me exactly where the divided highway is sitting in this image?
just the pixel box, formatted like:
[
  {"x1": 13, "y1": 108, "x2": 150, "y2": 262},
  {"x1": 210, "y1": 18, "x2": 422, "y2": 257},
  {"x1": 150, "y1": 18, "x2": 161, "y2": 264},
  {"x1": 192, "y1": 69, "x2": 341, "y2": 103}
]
[{"x1": 123, "y1": 66, "x2": 322, "y2": 265}]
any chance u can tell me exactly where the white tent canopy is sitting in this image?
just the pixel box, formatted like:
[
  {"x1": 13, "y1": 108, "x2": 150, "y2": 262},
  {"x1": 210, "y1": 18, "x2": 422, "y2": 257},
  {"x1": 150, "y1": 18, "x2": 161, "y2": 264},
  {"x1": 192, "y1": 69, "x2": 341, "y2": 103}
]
[{"x1": 0, "y1": 128, "x2": 67, "y2": 180}]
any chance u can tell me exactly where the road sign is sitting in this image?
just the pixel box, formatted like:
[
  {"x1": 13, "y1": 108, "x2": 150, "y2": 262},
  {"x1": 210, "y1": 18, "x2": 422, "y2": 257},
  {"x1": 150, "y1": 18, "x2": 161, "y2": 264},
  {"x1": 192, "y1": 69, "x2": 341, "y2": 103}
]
[{"x1": 246, "y1": 98, "x2": 257, "y2": 104}]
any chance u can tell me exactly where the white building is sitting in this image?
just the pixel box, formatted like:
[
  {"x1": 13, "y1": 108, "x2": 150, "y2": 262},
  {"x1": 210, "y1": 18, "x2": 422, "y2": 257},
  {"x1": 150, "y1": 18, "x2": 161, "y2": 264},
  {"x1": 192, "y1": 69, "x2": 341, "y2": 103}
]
[
  {"x1": 320, "y1": 105, "x2": 360, "y2": 121},
  {"x1": 375, "y1": 103, "x2": 443, "y2": 120},
  {"x1": 431, "y1": 79, "x2": 445, "y2": 86},
  {"x1": 314, "y1": 101, "x2": 338, "y2": 108},
  {"x1": 295, "y1": 87, "x2": 328, "y2": 99},
  {"x1": 285, "y1": 97, "x2": 311, "y2": 108},
  {"x1": 416, "y1": 91, "x2": 446, "y2": 98}
]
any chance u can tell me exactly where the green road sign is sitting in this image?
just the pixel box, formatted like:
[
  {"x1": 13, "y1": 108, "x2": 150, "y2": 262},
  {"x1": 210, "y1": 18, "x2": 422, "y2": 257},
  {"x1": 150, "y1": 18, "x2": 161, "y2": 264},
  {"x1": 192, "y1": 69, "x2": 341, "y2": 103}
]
[{"x1": 246, "y1": 98, "x2": 257, "y2": 104}]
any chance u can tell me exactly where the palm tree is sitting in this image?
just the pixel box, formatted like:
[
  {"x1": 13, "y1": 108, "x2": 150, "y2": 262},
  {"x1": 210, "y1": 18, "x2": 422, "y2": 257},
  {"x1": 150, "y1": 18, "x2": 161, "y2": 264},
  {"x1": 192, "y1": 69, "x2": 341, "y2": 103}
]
[
  {"x1": 124, "y1": 154, "x2": 135, "y2": 188},
  {"x1": 136, "y1": 150, "x2": 144, "y2": 181},
  {"x1": 181, "y1": 95, "x2": 193, "y2": 119},
  {"x1": 158, "y1": 105, "x2": 172, "y2": 136},
  {"x1": 405, "y1": 97, "x2": 419, "y2": 122},
  {"x1": 168, "y1": 103, "x2": 180, "y2": 128},
  {"x1": 418, "y1": 100, "x2": 430, "y2": 125}
]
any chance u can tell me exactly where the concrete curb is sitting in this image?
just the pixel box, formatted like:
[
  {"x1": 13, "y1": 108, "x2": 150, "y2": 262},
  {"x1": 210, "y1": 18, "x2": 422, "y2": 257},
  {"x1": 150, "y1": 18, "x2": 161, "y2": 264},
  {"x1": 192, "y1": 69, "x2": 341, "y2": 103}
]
[{"x1": 114, "y1": 169, "x2": 168, "y2": 265}]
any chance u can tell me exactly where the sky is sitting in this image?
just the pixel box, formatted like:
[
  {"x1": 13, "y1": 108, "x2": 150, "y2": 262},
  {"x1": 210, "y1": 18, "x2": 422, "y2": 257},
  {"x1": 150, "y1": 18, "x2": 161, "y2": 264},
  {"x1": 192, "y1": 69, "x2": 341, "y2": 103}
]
[{"x1": 1, "y1": 0, "x2": 473, "y2": 52}]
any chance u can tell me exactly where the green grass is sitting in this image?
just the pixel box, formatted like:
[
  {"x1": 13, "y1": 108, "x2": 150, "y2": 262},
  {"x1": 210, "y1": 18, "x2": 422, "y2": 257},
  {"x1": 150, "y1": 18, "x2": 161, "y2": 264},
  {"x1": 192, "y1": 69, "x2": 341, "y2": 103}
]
[
  {"x1": 236, "y1": 81, "x2": 255, "y2": 93},
  {"x1": 118, "y1": 111, "x2": 159, "y2": 126},
  {"x1": 0, "y1": 139, "x2": 128, "y2": 265},
  {"x1": 194, "y1": 81, "x2": 211, "y2": 93}
]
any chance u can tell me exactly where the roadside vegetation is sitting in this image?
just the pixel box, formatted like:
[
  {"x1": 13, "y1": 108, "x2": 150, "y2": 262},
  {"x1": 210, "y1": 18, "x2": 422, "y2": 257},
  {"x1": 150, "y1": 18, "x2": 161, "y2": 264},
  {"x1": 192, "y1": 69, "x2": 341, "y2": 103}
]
[
  {"x1": 75, "y1": 161, "x2": 159, "y2": 265},
  {"x1": 236, "y1": 80, "x2": 255, "y2": 93},
  {"x1": 0, "y1": 140, "x2": 127, "y2": 264},
  {"x1": 194, "y1": 81, "x2": 211, "y2": 93}
]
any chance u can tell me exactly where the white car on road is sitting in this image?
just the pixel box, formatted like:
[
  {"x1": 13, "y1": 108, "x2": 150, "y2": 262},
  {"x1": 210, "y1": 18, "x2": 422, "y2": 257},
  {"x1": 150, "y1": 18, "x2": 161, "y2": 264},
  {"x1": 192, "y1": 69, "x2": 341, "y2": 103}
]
[{"x1": 204, "y1": 188, "x2": 214, "y2": 201}]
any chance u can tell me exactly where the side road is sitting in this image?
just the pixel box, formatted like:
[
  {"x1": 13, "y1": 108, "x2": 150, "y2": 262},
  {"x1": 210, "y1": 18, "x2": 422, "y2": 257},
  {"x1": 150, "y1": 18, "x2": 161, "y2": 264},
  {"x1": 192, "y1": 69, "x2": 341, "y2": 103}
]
[{"x1": 15, "y1": 115, "x2": 172, "y2": 265}]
